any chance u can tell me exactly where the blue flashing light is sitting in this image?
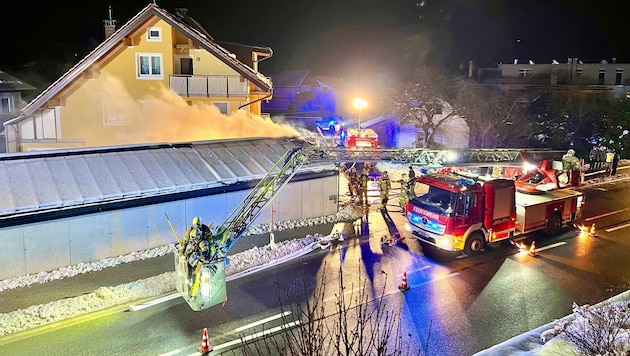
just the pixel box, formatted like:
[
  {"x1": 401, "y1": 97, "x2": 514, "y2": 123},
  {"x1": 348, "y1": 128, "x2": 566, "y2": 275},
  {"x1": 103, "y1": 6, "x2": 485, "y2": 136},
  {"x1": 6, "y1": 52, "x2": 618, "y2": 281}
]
[
  {"x1": 409, "y1": 213, "x2": 421, "y2": 224},
  {"x1": 420, "y1": 168, "x2": 428, "y2": 174},
  {"x1": 459, "y1": 178, "x2": 476, "y2": 185}
]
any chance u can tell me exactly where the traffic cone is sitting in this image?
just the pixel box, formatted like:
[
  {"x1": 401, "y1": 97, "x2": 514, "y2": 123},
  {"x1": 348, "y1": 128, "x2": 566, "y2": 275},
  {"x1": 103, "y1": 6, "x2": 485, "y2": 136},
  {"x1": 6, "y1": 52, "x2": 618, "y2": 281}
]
[
  {"x1": 590, "y1": 223, "x2": 597, "y2": 237},
  {"x1": 528, "y1": 241, "x2": 538, "y2": 257},
  {"x1": 398, "y1": 272, "x2": 410, "y2": 292},
  {"x1": 200, "y1": 327, "x2": 212, "y2": 354}
]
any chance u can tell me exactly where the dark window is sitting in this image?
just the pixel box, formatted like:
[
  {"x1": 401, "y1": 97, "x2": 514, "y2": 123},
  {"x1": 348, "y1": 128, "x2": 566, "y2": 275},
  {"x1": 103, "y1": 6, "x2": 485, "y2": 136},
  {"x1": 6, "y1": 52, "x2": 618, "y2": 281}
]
[
  {"x1": 599, "y1": 70, "x2": 606, "y2": 84},
  {"x1": 0, "y1": 97, "x2": 9, "y2": 113},
  {"x1": 615, "y1": 70, "x2": 623, "y2": 85}
]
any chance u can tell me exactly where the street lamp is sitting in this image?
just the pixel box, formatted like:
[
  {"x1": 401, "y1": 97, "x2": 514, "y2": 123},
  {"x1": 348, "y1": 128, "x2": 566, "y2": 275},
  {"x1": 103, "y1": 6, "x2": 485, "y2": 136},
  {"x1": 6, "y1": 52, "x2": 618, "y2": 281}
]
[{"x1": 353, "y1": 97, "x2": 367, "y2": 130}]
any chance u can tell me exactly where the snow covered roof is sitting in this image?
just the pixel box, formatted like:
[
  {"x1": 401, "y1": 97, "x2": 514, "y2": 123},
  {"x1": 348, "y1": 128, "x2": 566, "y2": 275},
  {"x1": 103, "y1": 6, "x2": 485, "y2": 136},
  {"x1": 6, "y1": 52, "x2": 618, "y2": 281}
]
[
  {"x1": 0, "y1": 70, "x2": 35, "y2": 92},
  {"x1": 0, "y1": 137, "x2": 330, "y2": 221}
]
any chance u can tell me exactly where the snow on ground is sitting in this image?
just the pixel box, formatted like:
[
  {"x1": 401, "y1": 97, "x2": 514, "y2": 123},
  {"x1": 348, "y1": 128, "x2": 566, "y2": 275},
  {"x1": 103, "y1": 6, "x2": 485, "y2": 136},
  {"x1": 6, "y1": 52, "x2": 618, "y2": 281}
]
[
  {"x1": 2, "y1": 161, "x2": 630, "y2": 354},
  {"x1": 0, "y1": 204, "x2": 363, "y2": 337}
]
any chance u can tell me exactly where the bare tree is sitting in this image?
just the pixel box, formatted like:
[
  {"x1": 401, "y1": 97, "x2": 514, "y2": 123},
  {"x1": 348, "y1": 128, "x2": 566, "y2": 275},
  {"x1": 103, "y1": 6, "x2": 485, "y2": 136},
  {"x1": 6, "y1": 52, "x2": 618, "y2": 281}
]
[
  {"x1": 455, "y1": 79, "x2": 532, "y2": 148},
  {"x1": 236, "y1": 260, "x2": 424, "y2": 356},
  {"x1": 384, "y1": 66, "x2": 459, "y2": 148}
]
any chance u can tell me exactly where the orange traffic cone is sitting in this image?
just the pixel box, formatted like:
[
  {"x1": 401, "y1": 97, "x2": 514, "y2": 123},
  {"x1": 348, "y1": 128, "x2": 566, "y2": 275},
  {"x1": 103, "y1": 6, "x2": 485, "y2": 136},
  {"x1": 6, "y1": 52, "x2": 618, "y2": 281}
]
[
  {"x1": 590, "y1": 223, "x2": 597, "y2": 237},
  {"x1": 528, "y1": 241, "x2": 538, "y2": 257},
  {"x1": 398, "y1": 272, "x2": 410, "y2": 292},
  {"x1": 200, "y1": 327, "x2": 212, "y2": 354}
]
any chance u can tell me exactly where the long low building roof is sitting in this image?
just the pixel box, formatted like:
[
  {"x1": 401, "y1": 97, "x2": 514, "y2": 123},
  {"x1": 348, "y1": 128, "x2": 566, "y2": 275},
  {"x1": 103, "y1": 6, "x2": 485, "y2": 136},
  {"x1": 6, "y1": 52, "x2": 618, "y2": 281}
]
[{"x1": 0, "y1": 137, "x2": 332, "y2": 222}]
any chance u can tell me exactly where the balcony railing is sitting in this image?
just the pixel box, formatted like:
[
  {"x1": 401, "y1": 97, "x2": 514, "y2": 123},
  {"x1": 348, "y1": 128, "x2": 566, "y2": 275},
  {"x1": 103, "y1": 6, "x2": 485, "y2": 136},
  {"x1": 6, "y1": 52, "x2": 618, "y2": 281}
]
[{"x1": 170, "y1": 75, "x2": 248, "y2": 98}]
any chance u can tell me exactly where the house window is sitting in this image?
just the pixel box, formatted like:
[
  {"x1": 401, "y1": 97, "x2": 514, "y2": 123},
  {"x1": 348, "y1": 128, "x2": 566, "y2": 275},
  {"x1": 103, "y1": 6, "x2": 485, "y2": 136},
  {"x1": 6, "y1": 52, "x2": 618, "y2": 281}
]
[
  {"x1": 147, "y1": 27, "x2": 162, "y2": 42},
  {"x1": 136, "y1": 53, "x2": 163, "y2": 79},
  {"x1": 518, "y1": 68, "x2": 532, "y2": 77},
  {"x1": 214, "y1": 102, "x2": 229, "y2": 115},
  {"x1": 19, "y1": 108, "x2": 58, "y2": 139},
  {"x1": 575, "y1": 68, "x2": 583, "y2": 82},
  {"x1": 0, "y1": 97, "x2": 11, "y2": 113},
  {"x1": 103, "y1": 101, "x2": 128, "y2": 126},
  {"x1": 615, "y1": 69, "x2": 623, "y2": 85},
  {"x1": 599, "y1": 69, "x2": 606, "y2": 84}
]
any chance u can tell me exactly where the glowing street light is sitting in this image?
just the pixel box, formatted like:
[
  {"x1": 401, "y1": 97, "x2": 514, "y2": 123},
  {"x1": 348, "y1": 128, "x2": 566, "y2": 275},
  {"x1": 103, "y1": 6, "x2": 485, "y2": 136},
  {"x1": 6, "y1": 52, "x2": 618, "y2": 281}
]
[{"x1": 353, "y1": 97, "x2": 367, "y2": 130}]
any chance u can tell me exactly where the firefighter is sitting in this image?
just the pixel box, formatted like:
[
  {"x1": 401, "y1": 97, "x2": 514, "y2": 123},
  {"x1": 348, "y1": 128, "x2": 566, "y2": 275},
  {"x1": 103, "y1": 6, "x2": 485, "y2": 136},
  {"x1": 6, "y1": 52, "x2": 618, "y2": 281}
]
[
  {"x1": 347, "y1": 167, "x2": 358, "y2": 200},
  {"x1": 399, "y1": 173, "x2": 410, "y2": 214},
  {"x1": 378, "y1": 171, "x2": 391, "y2": 210},
  {"x1": 562, "y1": 149, "x2": 581, "y2": 186},
  {"x1": 358, "y1": 169, "x2": 370, "y2": 205},
  {"x1": 407, "y1": 166, "x2": 416, "y2": 198},
  {"x1": 185, "y1": 216, "x2": 211, "y2": 241}
]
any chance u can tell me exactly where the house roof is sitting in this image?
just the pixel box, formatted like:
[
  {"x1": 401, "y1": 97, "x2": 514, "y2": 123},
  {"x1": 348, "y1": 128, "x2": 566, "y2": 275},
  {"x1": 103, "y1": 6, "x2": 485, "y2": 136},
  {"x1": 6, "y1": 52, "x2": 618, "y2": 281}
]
[
  {"x1": 0, "y1": 137, "x2": 332, "y2": 223},
  {"x1": 270, "y1": 70, "x2": 311, "y2": 88},
  {"x1": 0, "y1": 71, "x2": 35, "y2": 92},
  {"x1": 17, "y1": 3, "x2": 272, "y2": 119}
]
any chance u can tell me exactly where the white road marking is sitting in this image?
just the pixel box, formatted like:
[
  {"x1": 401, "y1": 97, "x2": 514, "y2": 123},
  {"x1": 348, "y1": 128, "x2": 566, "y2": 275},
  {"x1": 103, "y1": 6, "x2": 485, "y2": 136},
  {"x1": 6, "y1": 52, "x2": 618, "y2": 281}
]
[
  {"x1": 532, "y1": 241, "x2": 566, "y2": 252},
  {"x1": 605, "y1": 222, "x2": 630, "y2": 232},
  {"x1": 584, "y1": 208, "x2": 630, "y2": 222},
  {"x1": 234, "y1": 311, "x2": 292, "y2": 333},
  {"x1": 129, "y1": 293, "x2": 180, "y2": 311},
  {"x1": 210, "y1": 321, "x2": 300, "y2": 352}
]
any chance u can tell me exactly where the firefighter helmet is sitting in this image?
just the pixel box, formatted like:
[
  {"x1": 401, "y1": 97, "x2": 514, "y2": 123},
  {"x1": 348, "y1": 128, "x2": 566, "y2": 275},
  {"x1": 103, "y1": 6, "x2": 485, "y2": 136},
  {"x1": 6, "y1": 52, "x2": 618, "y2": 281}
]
[
  {"x1": 192, "y1": 216, "x2": 202, "y2": 227},
  {"x1": 567, "y1": 149, "x2": 575, "y2": 156}
]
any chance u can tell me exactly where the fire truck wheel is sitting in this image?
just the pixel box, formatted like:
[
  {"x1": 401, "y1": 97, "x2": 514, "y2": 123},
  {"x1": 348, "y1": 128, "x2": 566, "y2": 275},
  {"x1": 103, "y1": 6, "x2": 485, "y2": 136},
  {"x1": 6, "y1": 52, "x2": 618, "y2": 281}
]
[
  {"x1": 464, "y1": 232, "x2": 485, "y2": 255},
  {"x1": 544, "y1": 213, "x2": 563, "y2": 236}
]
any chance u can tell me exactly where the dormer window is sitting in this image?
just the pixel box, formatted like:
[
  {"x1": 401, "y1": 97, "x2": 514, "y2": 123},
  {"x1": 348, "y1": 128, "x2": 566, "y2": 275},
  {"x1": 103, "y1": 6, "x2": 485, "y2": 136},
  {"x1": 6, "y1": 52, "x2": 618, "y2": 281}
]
[{"x1": 147, "y1": 27, "x2": 162, "y2": 42}]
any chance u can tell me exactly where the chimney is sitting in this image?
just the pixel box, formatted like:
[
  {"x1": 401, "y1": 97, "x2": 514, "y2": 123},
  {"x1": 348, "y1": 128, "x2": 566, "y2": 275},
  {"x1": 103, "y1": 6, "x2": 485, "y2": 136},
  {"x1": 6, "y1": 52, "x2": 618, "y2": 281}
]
[{"x1": 103, "y1": 5, "x2": 117, "y2": 39}]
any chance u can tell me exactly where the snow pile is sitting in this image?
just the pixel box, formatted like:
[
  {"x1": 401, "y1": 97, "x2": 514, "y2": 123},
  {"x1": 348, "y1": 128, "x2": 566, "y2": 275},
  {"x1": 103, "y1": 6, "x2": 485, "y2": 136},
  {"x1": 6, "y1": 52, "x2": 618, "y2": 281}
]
[
  {"x1": 0, "y1": 204, "x2": 364, "y2": 337},
  {"x1": 539, "y1": 299, "x2": 630, "y2": 355},
  {"x1": 0, "y1": 245, "x2": 177, "y2": 293}
]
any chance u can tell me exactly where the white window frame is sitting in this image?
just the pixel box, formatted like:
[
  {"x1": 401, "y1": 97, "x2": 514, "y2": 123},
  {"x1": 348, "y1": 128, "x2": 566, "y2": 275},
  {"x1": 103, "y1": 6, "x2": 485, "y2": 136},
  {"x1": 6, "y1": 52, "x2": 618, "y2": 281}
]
[
  {"x1": 147, "y1": 27, "x2": 162, "y2": 42},
  {"x1": 213, "y1": 102, "x2": 229, "y2": 115},
  {"x1": 136, "y1": 53, "x2": 163, "y2": 79},
  {"x1": 518, "y1": 68, "x2": 532, "y2": 77},
  {"x1": 19, "y1": 108, "x2": 60, "y2": 139}
]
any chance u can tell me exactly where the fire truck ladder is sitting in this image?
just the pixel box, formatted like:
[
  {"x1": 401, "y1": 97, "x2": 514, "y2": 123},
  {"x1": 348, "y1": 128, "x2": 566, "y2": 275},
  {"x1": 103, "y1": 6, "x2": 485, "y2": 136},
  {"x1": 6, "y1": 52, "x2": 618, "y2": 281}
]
[
  {"x1": 302, "y1": 147, "x2": 566, "y2": 166},
  {"x1": 215, "y1": 145, "x2": 307, "y2": 254}
]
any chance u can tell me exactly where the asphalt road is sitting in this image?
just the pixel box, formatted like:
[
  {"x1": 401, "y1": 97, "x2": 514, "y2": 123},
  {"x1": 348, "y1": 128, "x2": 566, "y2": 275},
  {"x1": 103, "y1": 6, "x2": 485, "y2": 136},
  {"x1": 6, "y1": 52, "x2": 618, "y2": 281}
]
[{"x1": 1, "y1": 180, "x2": 630, "y2": 355}]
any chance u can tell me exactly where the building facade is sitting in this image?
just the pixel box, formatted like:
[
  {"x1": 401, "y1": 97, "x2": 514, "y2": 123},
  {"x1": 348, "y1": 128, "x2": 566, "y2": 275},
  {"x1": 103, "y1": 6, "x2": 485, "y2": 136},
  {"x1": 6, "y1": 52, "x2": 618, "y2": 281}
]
[{"x1": 3, "y1": 4, "x2": 274, "y2": 153}]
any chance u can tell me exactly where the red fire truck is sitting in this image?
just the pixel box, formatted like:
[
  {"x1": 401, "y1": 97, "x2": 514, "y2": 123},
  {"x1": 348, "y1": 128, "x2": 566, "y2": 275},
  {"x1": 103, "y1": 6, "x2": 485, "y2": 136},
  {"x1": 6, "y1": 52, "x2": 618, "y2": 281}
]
[
  {"x1": 345, "y1": 128, "x2": 379, "y2": 148},
  {"x1": 404, "y1": 173, "x2": 584, "y2": 255}
]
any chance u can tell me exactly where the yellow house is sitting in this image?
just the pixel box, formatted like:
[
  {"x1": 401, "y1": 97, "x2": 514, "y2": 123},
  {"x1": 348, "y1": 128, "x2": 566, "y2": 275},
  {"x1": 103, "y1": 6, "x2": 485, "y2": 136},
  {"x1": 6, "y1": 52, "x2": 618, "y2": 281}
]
[{"x1": 3, "y1": 4, "x2": 275, "y2": 152}]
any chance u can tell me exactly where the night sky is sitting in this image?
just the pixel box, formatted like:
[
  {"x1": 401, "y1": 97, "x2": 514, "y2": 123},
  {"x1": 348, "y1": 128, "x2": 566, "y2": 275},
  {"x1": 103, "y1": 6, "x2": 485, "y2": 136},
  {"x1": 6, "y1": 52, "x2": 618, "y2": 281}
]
[{"x1": 1, "y1": 0, "x2": 628, "y2": 80}]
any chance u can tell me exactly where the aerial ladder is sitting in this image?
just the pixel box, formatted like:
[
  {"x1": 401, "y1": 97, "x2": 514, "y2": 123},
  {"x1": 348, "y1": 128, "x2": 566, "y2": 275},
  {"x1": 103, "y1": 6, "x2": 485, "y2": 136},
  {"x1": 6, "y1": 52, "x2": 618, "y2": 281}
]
[
  {"x1": 174, "y1": 143, "x2": 309, "y2": 311},
  {"x1": 173, "y1": 141, "x2": 566, "y2": 310}
]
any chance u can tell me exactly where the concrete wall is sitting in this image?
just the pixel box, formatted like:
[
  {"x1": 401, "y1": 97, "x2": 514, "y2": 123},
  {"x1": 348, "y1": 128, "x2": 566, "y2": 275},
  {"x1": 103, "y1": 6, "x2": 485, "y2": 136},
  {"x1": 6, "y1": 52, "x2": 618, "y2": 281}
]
[{"x1": 0, "y1": 175, "x2": 338, "y2": 280}]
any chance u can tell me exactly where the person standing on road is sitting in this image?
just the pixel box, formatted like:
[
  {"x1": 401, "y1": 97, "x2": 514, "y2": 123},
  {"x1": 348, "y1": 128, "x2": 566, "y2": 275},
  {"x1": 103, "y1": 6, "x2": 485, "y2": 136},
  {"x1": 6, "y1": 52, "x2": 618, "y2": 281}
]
[
  {"x1": 378, "y1": 171, "x2": 391, "y2": 210},
  {"x1": 611, "y1": 150, "x2": 621, "y2": 176},
  {"x1": 358, "y1": 169, "x2": 369, "y2": 205},
  {"x1": 407, "y1": 166, "x2": 416, "y2": 198},
  {"x1": 597, "y1": 146, "x2": 607, "y2": 171},
  {"x1": 589, "y1": 146, "x2": 599, "y2": 171},
  {"x1": 347, "y1": 167, "x2": 358, "y2": 200}
]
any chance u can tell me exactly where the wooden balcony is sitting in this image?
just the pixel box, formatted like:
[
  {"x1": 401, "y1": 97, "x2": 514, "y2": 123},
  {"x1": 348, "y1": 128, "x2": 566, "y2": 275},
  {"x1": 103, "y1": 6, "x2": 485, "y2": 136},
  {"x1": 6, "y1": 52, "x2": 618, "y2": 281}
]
[{"x1": 170, "y1": 75, "x2": 248, "y2": 98}]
